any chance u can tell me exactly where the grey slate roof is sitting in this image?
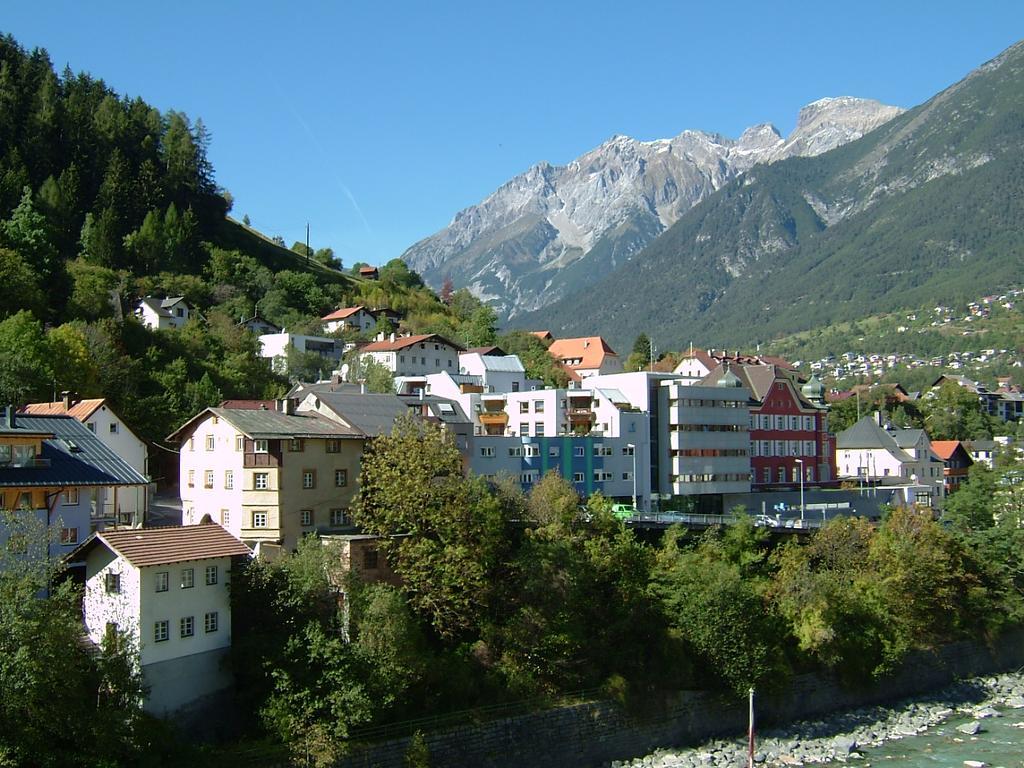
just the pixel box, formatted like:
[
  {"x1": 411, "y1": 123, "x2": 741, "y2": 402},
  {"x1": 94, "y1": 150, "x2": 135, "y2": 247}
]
[
  {"x1": 209, "y1": 408, "x2": 362, "y2": 439},
  {"x1": 1, "y1": 414, "x2": 148, "y2": 488},
  {"x1": 836, "y1": 416, "x2": 914, "y2": 463},
  {"x1": 890, "y1": 428, "x2": 926, "y2": 450},
  {"x1": 311, "y1": 392, "x2": 411, "y2": 437}
]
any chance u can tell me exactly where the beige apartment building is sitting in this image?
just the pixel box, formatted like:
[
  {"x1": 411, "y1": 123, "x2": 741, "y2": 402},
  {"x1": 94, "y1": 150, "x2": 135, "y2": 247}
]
[{"x1": 168, "y1": 401, "x2": 366, "y2": 551}]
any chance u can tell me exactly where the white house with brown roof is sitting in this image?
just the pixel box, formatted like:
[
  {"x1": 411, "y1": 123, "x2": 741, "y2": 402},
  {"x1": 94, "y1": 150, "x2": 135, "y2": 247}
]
[
  {"x1": 72, "y1": 521, "x2": 251, "y2": 717},
  {"x1": 357, "y1": 333, "x2": 464, "y2": 379},
  {"x1": 22, "y1": 394, "x2": 149, "y2": 525},
  {"x1": 547, "y1": 336, "x2": 622, "y2": 379},
  {"x1": 321, "y1": 306, "x2": 376, "y2": 334}
]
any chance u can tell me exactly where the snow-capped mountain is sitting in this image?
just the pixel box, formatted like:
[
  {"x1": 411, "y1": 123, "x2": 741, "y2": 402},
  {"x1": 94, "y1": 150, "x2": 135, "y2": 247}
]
[{"x1": 400, "y1": 98, "x2": 903, "y2": 319}]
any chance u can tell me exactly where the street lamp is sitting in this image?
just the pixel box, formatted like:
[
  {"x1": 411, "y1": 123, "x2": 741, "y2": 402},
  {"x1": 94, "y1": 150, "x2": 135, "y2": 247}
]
[
  {"x1": 795, "y1": 458, "x2": 805, "y2": 522},
  {"x1": 627, "y1": 443, "x2": 637, "y2": 511}
]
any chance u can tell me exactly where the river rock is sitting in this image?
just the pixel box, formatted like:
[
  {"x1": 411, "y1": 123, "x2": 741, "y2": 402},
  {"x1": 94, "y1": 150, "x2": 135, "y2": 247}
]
[
  {"x1": 1004, "y1": 695, "x2": 1024, "y2": 708},
  {"x1": 832, "y1": 736, "x2": 858, "y2": 755},
  {"x1": 957, "y1": 721, "x2": 983, "y2": 735},
  {"x1": 963, "y1": 761, "x2": 986, "y2": 768},
  {"x1": 973, "y1": 706, "x2": 1001, "y2": 718}
]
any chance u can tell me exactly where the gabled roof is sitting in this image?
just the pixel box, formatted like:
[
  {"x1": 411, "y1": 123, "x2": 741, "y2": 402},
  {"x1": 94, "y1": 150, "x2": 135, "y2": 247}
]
[
  {"x1": 889, "y1": 428, "x2": 927, "y2": 450},
  {"x1": 322, "y1": 306, "x2": 368, "y2": 321},
  {"x1": 306, "y1": 392, "x2": 411, "y2": 437},
  {"x1": 463, "y1": 346, "x2": 507, "y2": 357},
  {"x1": 463, "y1": 353, "x2": 525, "y2": 374},
  {"x1": 0, "y1": 414, "x2": 148, "y2": 488},
  {"x1": 674, "y1": 347, "x2": 718, "y2": 371},
  {"x1": 548, "y1": 337, "x2": 618, "y2": 371},
  {"x1": 697, "y1": 362, "x2": 818, "y2": 409},
  {"x1": 530, "y1": 331, "x2": 553, "y2": 342},
  {"x1": 360, "y1": 333, "x2": 464, "y2": 353},
  {"x1": 166, "y1": 407, "x2": 362, "y2": 443},
  {"x1": 930, "y1": 440, "x2": 971, "y2": 462},
  {"x1": 836, "y1": 416, "x2": 914, "y2": 462},
  {"x1": 71, "y1": 521, "x2": 251, "y2": 568},
  {"x1": 137, "y1": 296, "x2": 187, "y2": 318},
  {"x1": 22, "y1": 398, "x2": 106, "y2": 422}
]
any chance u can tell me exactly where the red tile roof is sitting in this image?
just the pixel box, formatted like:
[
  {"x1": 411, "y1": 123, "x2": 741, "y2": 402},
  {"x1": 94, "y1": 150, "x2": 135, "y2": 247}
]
[
  {"x1": 547, "y1": 337, "x2": 618, "y2": 371},
  {"x1": 86, "y1": 522, "x2": 251, "y2": 568},
  {"x1": 22, "y1": 398, "x2": 106, "y2": 422},
  {"x1": 322, "y1": 306, "x2": 367, "y2": 321},
  {"x1": 361, "y1": 333, "x2": 464, "y2": 353},
  {"x1": 930, "y1": 440, "x2": 964, "y2": 461}
]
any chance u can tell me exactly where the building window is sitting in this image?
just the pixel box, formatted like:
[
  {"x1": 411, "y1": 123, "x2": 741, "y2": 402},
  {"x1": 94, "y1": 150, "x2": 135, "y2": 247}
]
[
  {"x1": 180, "y1": 616, "x2": 194, "y2": 638},
  {"x1": 220, "y1": 509, "x2": 230, "y2": 526},
  {"x1": 224, "y1": 470, "x2": 234, "y2": 490},
  {"x1": 480, "y1": 446, "x2": 495, "y2": 457},
  {"x1": 235, "y1": 435, "x2": 244, "y2": 451},
  {"x1": 573, "y1": 472, "x2": 585, "y2": 483},
  {"x1": 87, "y1": 422, "x2": 95, "y2": 432},
  {"x1": 289, "y1": 438, "x2": 304, "y2": 452},
  {"x1": 254, "y1": 439, "x2": 268, "y2": 454},
  {"x1": 330, "y1": 508, "x2": 347, "y2": 526},
  {"x1": 154, "y1": 620, "x2": 169, "y2": 643},
  {"x1": 535, "y1": 422, "x2": 545, "y2": 437},
  {"x1": 303, "y1": 470, "x2": 316, "y2": 489},
  {"x1": 534, "y1": 400, "x2": 545, "y2": 413},
  {"x1": 519, "y1": 472, "x2": 538, "y2": 484},
  {"x1": 204, "y1": 470, "x2": 214, "y2": 489},
  {"x1": 189, "y1": 437, "x2": 194, "y2": 451},
  {"x1": 549, "y1": 446, "x2": 560, "y2": 457},
  {"x1": 622, "y1": 472, "x2": 632, "y2": 481},
  {"x1": 300, "y1": 509, "x2": 312, "y2": 527},
  {"x1": 60, "y1": 527, "x2": 78, "y2": 545},
  {"x1": 574, "y1": 446, "x2": 585, "y2": 457},
  {"x1": 519, "y1": 423, "x2": 529, "y2": 436},
  {"x1": 205, "y1": 565, "x2": 218, "y2": 585},
  {"x1": 334, "y1": 469, "x2": 348, "y2": 487},
  {"x1": 622, "y1": 445, "x2": 635, "y2": 456},
  {"x1": 519, "y1": 401, "x2": 529, "y2": 413},
  {"x1": 778, "y1": 467, "x2": 786, "y2": 482},
  {"x1": 254, "y1": 473, "x2": 269, "y2": 490},
  {"x1": 205, "y1": 612, "x2": 219, "y2": 633},
  {"x1": 363, "y1": 548, "x2": 379, "y2": 570},
  {"x1": 593, "y1": 471, "x2": 612, "y2": 482},
  {"x1": 181, "y1": 568, "x2": 194, "y2": 589},
  {"x1": 155, "y1": 571, "x2": 169, "y2": 592},
  {"x1": 187, "y1": 469, "x2": 195, "y2": 488},
  {"x1": 63, "y1": 488, "x2": 80, "y2": 505},
  {"x1": 109, "y1": 423, "x2": 119, "y2": 434},
  {"x1": 105, "y1": 573, "x2": 120, "y2": 594},
  {"x1": 326, "y1": 439, "x2": 340, "y2": 453},
  {"x1": 252, "y1": 511, "x2": 268, "y2": 528},
  {"x1": 763, "y1": 468, "x2": 771, "y2": 483},
  {"x1": 205, "y1": 434, "x2": 215, "y2": 451}
]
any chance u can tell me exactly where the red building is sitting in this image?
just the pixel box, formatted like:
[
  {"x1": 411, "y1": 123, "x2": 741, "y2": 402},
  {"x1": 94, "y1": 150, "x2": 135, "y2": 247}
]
[
  {"x1": 700, "y1": 363, "x2": 835, "y2": 488},
  {"x1": 930, "y1": 440, "x2": 974, "y2": 494}
]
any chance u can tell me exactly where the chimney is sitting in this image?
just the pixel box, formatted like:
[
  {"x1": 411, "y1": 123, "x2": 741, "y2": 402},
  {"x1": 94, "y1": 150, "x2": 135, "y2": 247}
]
[
  {"x1": 4, "y1": 406, "x2": 15, "y2": 429},
  {"x1": 360, "y1": 381, "x2": 366, "y2": 394},
  {"x1": 61, "y1": 390, "x2": 78, "y2": 411},
  {"x1": 389, "y1": 332, "x2": 396, "y2": 343},
  {"x1": 277, "y1": 398, "x2": 296, "y2": 415}
]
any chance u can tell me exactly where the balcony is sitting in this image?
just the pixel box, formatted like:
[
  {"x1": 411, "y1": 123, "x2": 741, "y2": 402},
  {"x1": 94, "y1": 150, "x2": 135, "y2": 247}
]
[
  {"x1": 567, "y1": 408, "x2": 595, "y2": 422},
  {"x1": 478, "y1": 411, "x2": 509, "y2": 426}
]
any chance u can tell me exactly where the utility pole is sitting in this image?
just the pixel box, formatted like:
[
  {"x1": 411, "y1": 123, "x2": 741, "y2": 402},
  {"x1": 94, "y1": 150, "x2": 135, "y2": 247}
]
[{"x1": 305, "y1": 222, "x2": 310, "y2": 264}]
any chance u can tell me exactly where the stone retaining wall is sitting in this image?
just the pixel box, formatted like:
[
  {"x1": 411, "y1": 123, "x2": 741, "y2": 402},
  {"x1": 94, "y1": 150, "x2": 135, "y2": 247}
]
[{"x1": 335, "y1": 628, "x2": 1024, "y2": 768}]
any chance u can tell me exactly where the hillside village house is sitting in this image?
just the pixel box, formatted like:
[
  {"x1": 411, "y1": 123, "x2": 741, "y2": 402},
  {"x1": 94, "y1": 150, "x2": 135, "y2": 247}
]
[
  {"x1": 72, "y1": 521, "x2": 251, "y2": 717},
  {"x1": 321, "y1": 305, "x2": 377, "y2": 334},
  {"x1": 547, "y1": 336, "x2": 623, "y2": 379},
  {"x1": 0, "y1": 408, "x2": 148, "y2": 578},
  {"x1": 167, "y1": 400, "x2": 366, "y2": 553},
  {"x1": 930, "y1": 440, "x2": 974, "y2": 495},
  {"x1": 258, "y1": 331, "x2": 344, "y2": 375},
  {"x1": 135, "y1": 296, "x2": 191, "y2": 330},
  {"x1": 22, "y1": 394, "x2": 149, "y2": 525},
  {"x1": 357, "y1": 333, "x2": 464, "y2": 379}
]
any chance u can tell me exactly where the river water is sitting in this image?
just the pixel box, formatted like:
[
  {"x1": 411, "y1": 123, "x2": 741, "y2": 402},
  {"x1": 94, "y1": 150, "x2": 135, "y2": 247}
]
[{"x1": 855, "y1": 707, "x2": 1024, "y2": 767}]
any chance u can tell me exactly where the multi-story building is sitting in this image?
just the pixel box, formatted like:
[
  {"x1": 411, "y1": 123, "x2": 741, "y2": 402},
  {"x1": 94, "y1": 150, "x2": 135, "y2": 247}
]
[
  {"x1": 930, "y1": 440, "x2": 974, "y2": 494},
  {"x1": 167, "y1": 400, "x2": 366, "y2": 551},
  {"x1": 357, "y1": 333, "x2": 464, "y2": 378},
  {"x1": 321, "y1": 306, "x2": 377, "y2": 335},
  {"x1": 658, "y1": 372, "x2": 753, "y2": 505},
  {"x1": 73, "y1": 521, "x2": 251, "y2": 717},
  {"x1": 22, "y1": 394, "x2": 149, "y2": 525},
  {"x1": 699, "y1": 363, "x2": 835, "y2": 488},
  {"x1": 258, "y1": 332, "x2": 344, "y2": 375},
  {"x1": 835, "y1": 415, "x2": 945, "y2": 507},
  {"x1": 0, "y1": 408, "x2": 149, "y2": 577}
]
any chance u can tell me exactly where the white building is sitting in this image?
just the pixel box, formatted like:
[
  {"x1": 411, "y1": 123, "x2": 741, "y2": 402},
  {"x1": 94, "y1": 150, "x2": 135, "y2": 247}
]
[
  {"x1": 547, "y1": 336, "x2": 623, "y2": 379},
  {"x1": 22, "y1": 395, "x2": 149, "y2": 525},
  {"x1": 458, "y1": 352, "x2": 532, "y2": 394},
  {"x1": 258, "y1": 332, "x2": 344, "y2": 374},
  {"x1": 835, "y1": 415, "x2": 945, "y2": 507},
  {"x1": 357, "y1": 333, "x2": 464, "y2": 378},
  {"x1": 73, "y1": 521, "x2": 252, "y2": 717},
  {"x1": 135, "y1": 297, "x2": 191, "y2": 330},
  {"x1": 321, "y1": 306, "x2": 377, "y2": 334}
]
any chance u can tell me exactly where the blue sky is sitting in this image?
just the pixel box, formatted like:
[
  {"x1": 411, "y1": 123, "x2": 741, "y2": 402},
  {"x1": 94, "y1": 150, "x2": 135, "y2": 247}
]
[{"x1": 5, "y1": 2, "x2": 1023, "y2": 267}]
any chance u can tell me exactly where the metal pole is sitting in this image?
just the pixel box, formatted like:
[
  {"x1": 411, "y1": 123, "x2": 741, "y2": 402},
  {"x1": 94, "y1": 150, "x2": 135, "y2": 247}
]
[
  {"x1": 796, "y1": 458, "x2": 805, "y2": 522},
  {"x1": 748, "y1": 687, "x2": 755, "y2": 768},
  {"x1": 628, "y1": 443, "x2": 637, "y2": 510}
]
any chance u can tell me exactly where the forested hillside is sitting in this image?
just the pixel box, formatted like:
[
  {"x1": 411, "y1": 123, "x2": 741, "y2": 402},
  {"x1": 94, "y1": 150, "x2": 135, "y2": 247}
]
[{"x1": 0, "y1": 33, "x2": 487, "y2": 450}]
